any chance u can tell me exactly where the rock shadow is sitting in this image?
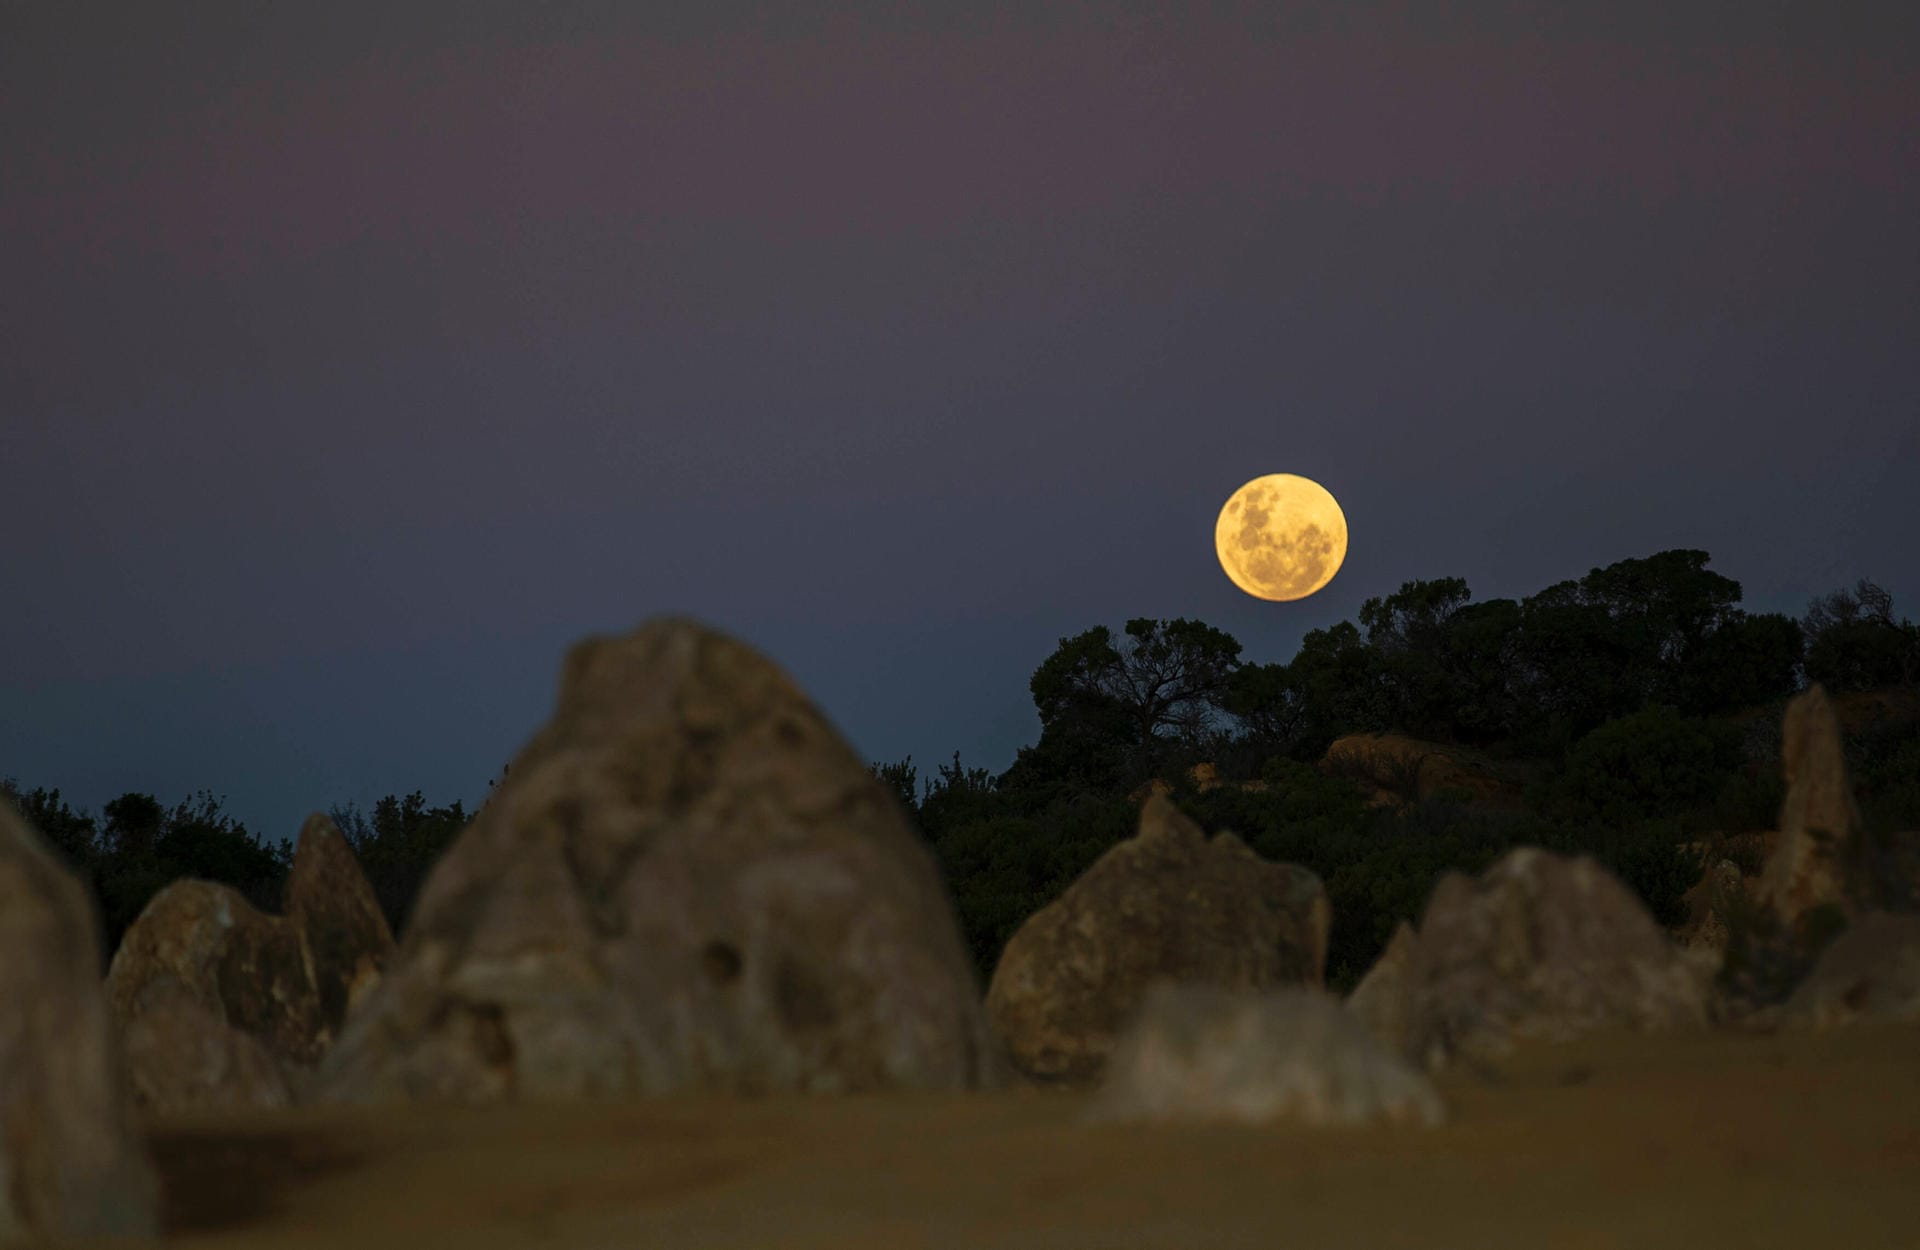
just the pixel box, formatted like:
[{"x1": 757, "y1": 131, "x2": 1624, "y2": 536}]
[{"x1": 148, "y1": 1125, "x2": 368, "y2": 1234}]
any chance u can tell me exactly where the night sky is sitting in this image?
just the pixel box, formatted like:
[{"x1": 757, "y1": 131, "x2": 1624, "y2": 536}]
[{"x1": 5, "y1": 3, "x2": 1916, "y2": 842}]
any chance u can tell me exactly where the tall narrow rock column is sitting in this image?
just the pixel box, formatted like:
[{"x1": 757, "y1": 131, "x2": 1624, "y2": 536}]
[{"x1": 0, "y1": 798, "x2": 159, "y2": 1242}]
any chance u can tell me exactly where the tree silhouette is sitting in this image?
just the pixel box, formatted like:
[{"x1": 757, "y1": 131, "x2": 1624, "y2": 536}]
[
  {"x1": 330, "y1": 792, "x2": 470, "y2": 937},
  {"x1": 1007, "y1": 617, "x2": 1245, "y2": 802},
  {"x1": 1803, "y1": 579, "x2": 1919, "y2": 692}
]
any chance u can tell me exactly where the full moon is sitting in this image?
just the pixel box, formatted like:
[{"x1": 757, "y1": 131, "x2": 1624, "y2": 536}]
[{"x1": 1214, "y1": 474, "x2": 1349, "y2": 601}]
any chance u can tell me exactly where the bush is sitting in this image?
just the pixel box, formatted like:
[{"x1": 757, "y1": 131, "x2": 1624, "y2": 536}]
[
  {"x1": 331, "y1": 792, "x2": 470, "y2": 937},
  {"x1": 1540, "y1": 815, "x2": 1701, "y2": 930},
  {"x1": 1849, "y1": 715, "x2": 1920, "y2": 837},
  {"x1": 925, "y1": 795, "x2": 1137, "y2": 983},
  {"x1": 1542, "y1": 705, "x2": 1744, "y2": 827},
  {"x1": 0, "y1": 780, "x2": 98, "y2": 870},
  {"x1": 1705, "y1": 764, "x2": 1786, "y2": 837},
  {"x1": 1184, "y1": 782, "x2": 1533, "y2": 992}
]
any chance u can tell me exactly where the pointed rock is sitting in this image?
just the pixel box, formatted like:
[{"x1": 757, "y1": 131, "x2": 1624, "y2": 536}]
[
  {"x1": 1757, "y1": 685, "x2": 1865, "y2": 930},
  {"x1": 1374, "y1": 849, "x2": 1709, "y2": 1069},
  {"x1": 985, "y1": 795, "x2": 1330, "y2": 1084},
  {"x1": 1345, "y1": 920, "x2": 1417, "y2": 1055},
  {"x1": 284, "y1": 812, "x2": 394, "y2": 1036},
  {"x1": 313, "y1": 618, "x2": 997, "y2": 1104},
  {"x1": 0, "y1": 797, "x2": 159, "y2": 1242},
  {"x1": 1089, "y1": 983, "x2": 1443, "y2": 1127}
]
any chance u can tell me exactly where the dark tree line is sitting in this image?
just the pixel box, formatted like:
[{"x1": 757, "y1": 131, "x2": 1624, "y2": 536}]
[
  {"x1": 0, "y1": 781, "x2": 492, "y2": 960},
  {"x1": 879, "y1": 553, "x2": 1920, "y2": 985},
  {"x1": 5, "y1": 550, "x2": 1916, "y2": 988},
  {"x1": 0, "y1": 784, "x2": 289, "y2": 969}
]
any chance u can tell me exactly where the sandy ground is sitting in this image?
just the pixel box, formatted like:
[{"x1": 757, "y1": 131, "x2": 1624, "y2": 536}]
[{"x1": 126, "y1": 1022, "x2": 1918, "y2": 1250}]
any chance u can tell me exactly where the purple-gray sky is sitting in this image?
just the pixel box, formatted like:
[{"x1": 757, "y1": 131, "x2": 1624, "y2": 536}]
[{"x1": 4, "y1": 3, "x2": 1916, "y2": 840}]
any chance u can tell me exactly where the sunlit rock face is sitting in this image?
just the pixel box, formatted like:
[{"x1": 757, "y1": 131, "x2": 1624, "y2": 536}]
[
  {"x1": 312, "y1": 617, "x2": 998, "y2": 1104},
  {"x1": 1089, "y1": 983, "x2": 1443, "y2": 1128},
  {"x1": 105, "y1": 814, "x2": 393, "y2": 1112},
  {"x1": 0, "y1": 798, "x2": 159, "y2": 1243},
  {"x1": 1350, "y1": 849, "x2": 1712, "y2": 1070},
  {"x1": 986, "y1": 796, "x2": 1330, "y2": 1085}
]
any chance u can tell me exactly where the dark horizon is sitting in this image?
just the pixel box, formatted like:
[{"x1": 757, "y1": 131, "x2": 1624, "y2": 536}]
[{"x1": 5, "y1": 546, "x2": 1907, "y2": 844}]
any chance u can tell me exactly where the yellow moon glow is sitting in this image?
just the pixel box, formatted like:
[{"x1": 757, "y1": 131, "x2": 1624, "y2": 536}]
[{"x1": 1214, "y1": 474, "x2": 1349, "y2": 601}]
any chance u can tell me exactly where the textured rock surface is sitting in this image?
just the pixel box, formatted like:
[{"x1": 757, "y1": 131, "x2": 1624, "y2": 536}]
[
  {"x1": 1321, "y1": 734, "x2": 1523, "y2": 807},
  {"x1": 117, "y1": 975, "x2": 295, "y2": 1114},
  {"x1": 1356, "y1": 849, "x2": 1710, "y2": 1069},
  {"x1": 1756, "y1": 685, "x2": 1864, "y2": 929},
  {"x1": 1782, "y1": 913, "x2": 1920, "y2": 1029},
  {"x1": 1088, "y1": 983, "x2": 1443, "y2": 1127},
  {"x1": 313, "y1": 617, "x2": 997, "y2": 1104},
  {"x1": 1674, "y1": 857, "x2": 1749, "y2": 955},
  {"x1": 986, "y1": 796, "x2": 1329, "y2": 1084},
  {"x1": 105, "y1": 814, "x2": 393, "y2": 1109},
  {"x1": 0, "y1": 798, "x2": 159, "y2": 1242},
  {"x1": 107, "y1": 880, "x2": 325, "y2": 1067},
  {"x1": 283, "y1": 812, "x2": 394, "y2": 1034},
  {"x1": 1344, "y1": 921, "x2": 1417, "y2": 1055}
]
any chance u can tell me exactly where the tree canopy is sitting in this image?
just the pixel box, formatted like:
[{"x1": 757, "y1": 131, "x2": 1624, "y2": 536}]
[{"x1": 1802, "y1": 579, "x2": 1919, "y2": 693}]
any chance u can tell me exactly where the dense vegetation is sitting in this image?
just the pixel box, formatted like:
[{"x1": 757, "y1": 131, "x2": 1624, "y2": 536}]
[
  {"x1": 6, "y1": 551, "x2": 1917, "y2": 989},
  {"x1": 884, "y1": 555, "x2": 1919, "y2": 988}
]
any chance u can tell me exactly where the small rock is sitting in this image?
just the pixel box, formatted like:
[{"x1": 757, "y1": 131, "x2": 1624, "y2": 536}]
[
  {"x1": 1345, "y1": 921, "x2": 1417, "y2": 1054},
  {"x1": 1088, "y1": 983, "x2": 1443, "y2": 1127},
  {"x1": 1321, "y1": 734, "x2": 1521, "y2": 805},
  {"x1": 284, "y1": 812, "x2": 395, "y2": 1031},
  {"x1": 1782, "y1": 912, "x2": 1920, "y2": 1029},
  {"x1": 1675, "y1": 858, "x2": 1749, "y2": 954},
  {"x1": 106, "y1": 814, "x2": 394, "y2": 1110},
  {"x1": 986, "y1": 795, "x2": 1330, "y2": 1084}
]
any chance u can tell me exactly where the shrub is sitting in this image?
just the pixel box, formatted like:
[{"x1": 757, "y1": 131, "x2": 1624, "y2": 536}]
[{"x1": 1543, "y1": 705, "x2": 1744, "y2": 827}]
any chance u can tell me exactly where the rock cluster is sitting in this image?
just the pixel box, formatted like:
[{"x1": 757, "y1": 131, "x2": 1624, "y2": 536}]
[
  {"x1": 312, "y1": 617, "x2": 998, "y2": 1104},
  {"x1": 1347, "y1": 849, "x2": 1711, "y2": 1068},
  {"x1": 986, "y1": 795, "x2": 1329, "y2": 1084},
  {"x1": 0, "y1": 797, "x2": 158, "y2": 1243},
  {"x1": 1088, "y1": 983, "x2": 1443, "y2": 1127},
  {"x1": 105, "y1": 813, "x2": 393, "y2": 1111},
  {"x1": 1707, "y1": 685, "x2": 1920, "y2": 1013}
]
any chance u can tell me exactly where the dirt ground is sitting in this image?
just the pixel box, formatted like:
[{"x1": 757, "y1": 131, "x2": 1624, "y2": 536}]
[{"x1": 127, "y1": 1022, "x2": 1918, "y2": 1250}]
